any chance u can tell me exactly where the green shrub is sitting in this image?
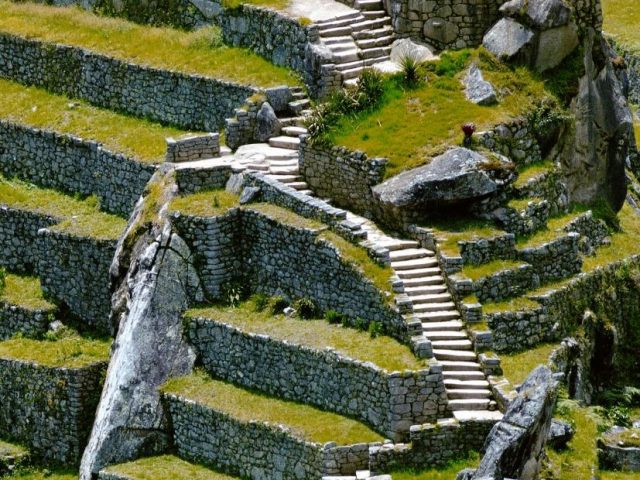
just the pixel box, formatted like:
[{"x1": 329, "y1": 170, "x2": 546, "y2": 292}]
[
  {"x1": 354, "y1": 316, "x2": 367, "y2": 331},
  {"x1": 251, "y1": 293, "x2": 269, "y2": 312},
  {"x1": 268, "y1": 296, "x2": 289, "y2": 315},
  {"x1": 292, "y1": 298, "x2": 318, "y2": 319},
  {"x1": 221, "y1": 281, "x2": 247, "y2": 307},
  {"x1": 0, "y1": 267, "x2": 5, "y2": 291},
  {"x1": 357, "y1": 69, "x2": 386, "y2": 109},
  {"x1": 427, "y1": 49, "x2": 471, "y2": 78},
  {"x1": 399, "y1": 55, "x2": 422, "y2": 88},
  {"x1": 368, "y1": 321, "x2": 383, "y2": 338},
  {"x1": 324, "y1": 309, "x2": 343, "y2": 324}
]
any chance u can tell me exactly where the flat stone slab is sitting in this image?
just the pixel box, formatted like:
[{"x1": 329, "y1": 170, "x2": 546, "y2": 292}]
[
  {"x1": 454, "y1": 410, "x2": 504, "y2": 422},
  {"x1": 235, "y1": 144, "x2": 299, "y2": 162},
  {"x1": 286, "y1": 0, "x2": 358, "y2": 22}
]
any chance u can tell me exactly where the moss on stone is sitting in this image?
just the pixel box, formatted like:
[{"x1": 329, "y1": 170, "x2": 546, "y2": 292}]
[
  {"x1": 0, "y1": 274, "x2": 54, "y2": 312},
  {"x1": 0, "y1": 78, "x2": 189, "y2": 164},
  {"x1": 0, "y1": 174, "x2": 127, "y2": 240},
  {"x1": 185, "y1": 297, "x2": 426, "y2": 372},
  {"x1": 162, "y1": 371, "x2": 385, "y2": 445},
  {"x1": 461, "y1": 259, "x2": 527, "y2": 281},
  {"x1": 102, "y1": 454, "x2": 239, "y2": 479},
  {"x1": 0, "y1": 335, "x2": 111, "y2": 368},
  {"x1": 0, "y1": 1, "x2": 301, "y2": 87}
]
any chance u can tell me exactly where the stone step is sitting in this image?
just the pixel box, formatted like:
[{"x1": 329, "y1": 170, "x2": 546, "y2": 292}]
[
  {"x1": 359, "y1": 46, "x2": 392, "y2": 60},
  {"x1": 268, "y1": 136, "x2": 300, "y2": 150},
  {"x1": 421, "y1": 320, "x2": 464, "y2": 332},
  {"x1": 323, "y1": 35, "x2": 354, "y2": 45},
  {"x1": 268, "y1": 165, "x2": 300, "y2": 174},
  {"x1": 431, "y1": 339, "x2": 473, "y2": 350},
  {"x1": 407, "y1": 292, "x2": 452, "y2": 303},
  {"x1": 444, "y1": 378, "x2": 490, "y2": 389},
  {"x1": 440, "y1": 361, "x2": 482, "y2": 372},
  {"x1": 288, "y1": 99, "x2": 311, "y2": 114},
  {"x1": 396, "y1": 268, "x2": 442, "y2": 280},
  {"x1": 404, "y1": 284, "x2": 447, "y2": 296},
  {"x1": 268, "y1": 159, "x2": 299, "y2": 166},
  {"x1": 453, "y1": 410, "x2": 503, "y2": 422},
  {"x1": 278, "y1": 117, "x2": 306, "y2": 128},
  {"x1": 416, "y1": 310, "x2": 460, "y2": 321},
  {"x1": 335, "y1": 59, "x2": 366, "y2": 71},
  {"x1": 447, "y1": 389, "x2": 492, "y2": 400},
  {"x1": 291, "y1": 91, "x2": 308, "y2": 100},
  {"x1": 376, "y1": 239, "x2": 419, "y2": 251},
  {"x1": 315, "y1": 12, "x2": 363, "y2": 28},
  {"x1": 341, "y1": 66, "x2": 365, "y2": 80},
  {"x1": 330, "y1": 42, "x2": 359, "y2": 53},
  {"x1": 334, "y1": 50, "x2": 361, "y2": 63},
  {"x1": 355, "y1": 0, "x2": 383, "y2": 10},
  {"x1": 401, "y1": 275, "x2": 445, "y2": 286},
  {"x1": 412, "y1": 302, "x2": 457, "y2": 313},
  {"x1": 391, "y1": 258, "x2": 439, "y2": 271},
  {"x1": 424, "y1": 331, "x2": 469, "y2": 340},
  {"x1": 282, "y1": 126, "x2": 308, "y2": 137},
  {"x1": 356, "y1": 35, "x2": 395, "y2": 49},
  {"x1": 433, "y1": 349, "x2": 477, "y2": 361},
  {"x1": 362, "y1": 10, "x2": 387, "y2": 20},
  {"x1": 265, "y1": 174, "x2": 301, "y2": 184},
  {"x1": 448, "y1": 398, "x2": 492, "y2": 411},
  {"x1": 351, "y1": 18, "x2": 391, "y2": 32},
  {"x1": 299, "y1": 189, "x2": 314, "y2": 196},
  {"x1": 288, "y1": 181, "x2": 310, "y2": 191},
  {"x1": 318, "y1": 25, "x2": 353, "y2": 38},
  {"x1": 388, "y1": 248, "x2": 434, "y2": 262},
  {"x1": 352, "y1": 26, "x2": 394, "y2": 40}
]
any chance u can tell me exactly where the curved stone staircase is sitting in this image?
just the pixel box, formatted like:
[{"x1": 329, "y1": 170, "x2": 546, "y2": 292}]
[{"x1": 315, "y1": 0, "x2": 395, "y2": 84}]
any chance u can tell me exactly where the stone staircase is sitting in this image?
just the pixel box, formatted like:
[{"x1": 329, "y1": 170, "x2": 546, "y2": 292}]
[{"x1": 315, "y1": 0, "x2": 395, "y2": 84}]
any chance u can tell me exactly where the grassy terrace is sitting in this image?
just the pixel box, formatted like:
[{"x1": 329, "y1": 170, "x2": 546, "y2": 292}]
[
  {"x1": 163, "y1": 371, "x2": 384, "y2": 445},
  {"x1": 499, "y1": 342, "x2": 559, "y2": 385},
  {"x1": 0, "y1": 1, "x2": 300, "y2": 87},
  {"x1": 517, "y1": 209, "x2": 588, "y2": 249},
  {"x1": 0, "y1": 274, "x2": 54, "y2": 311},
  {"x1": 460, "y1": 259, "x2": 526, "y2": 281},
  {"x1": 223, "y1": 0, "x2": 290, "y2": 9},
  {"x1": 170, "y1": 190, "x2": 394, "y2": 298},
  {"x1": 0, "y1": 469, "x2": 76, "y2": 480},
  {"x1": 103, "y1": 455, "x2": 240, "y2": 480},
  {"x1": 186, "y1": 298, "x2": 425, "y2": 372},
  {"x1": 0, "y1": 78, "x2": 189, "y2": 164},
  {"x1": 482, "y1": 296, "x2": 540, "y2": 315},
  {"x1": 0, "y1": 438, "x2": 28, "y2": 459},
  {"x1": 513, "y1": 160, "x2": 554, "y2": 188},
  {"x1": 427, "y1": 217, "x2": 506, "y2": 257},
  {"x1": 602, "y1": 0, "x2": 640, "y2": 51},
  {"x1": 0, "y1": 333, "x2": 110, "y2": 368},
  {"x1": 0, "y1": 175, "x2": 127, "y2": 240},
  {"x1": 330, "y1": 49, "x2": 552, "y2": 178},
  {"x1": 392, "y1": 453, "x2": 480, "y2": 480}
]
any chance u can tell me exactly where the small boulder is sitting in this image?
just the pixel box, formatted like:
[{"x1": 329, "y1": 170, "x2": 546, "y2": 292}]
[
  {"x1": 373, "y1": 148, "x2": 514, "y2": 210},
  {"x1": 239, "y1": 186, "x2": 260, "y2": 205},
  {"x1": 483, "y1": 18, "x2": 535, "y2": 62},
  {"x1": 255, "y1": 102, "x2": 281, "y2": 142},
  {"x1": 547, "y1": 419, "x2": 575, "y2": 449},
  {"x1": 463, "y1": 64, "x2": 498, "y2": 105},
  {"x1": 390, "y1": 38, "x2": 438, "y2": 65},
  {"x1": 265, "y1": 87, "x2": 293, "y2": 114}
]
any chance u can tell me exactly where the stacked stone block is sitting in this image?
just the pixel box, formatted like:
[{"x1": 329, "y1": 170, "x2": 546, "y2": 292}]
[
  {"x1": 165, "y1": 133, "x2": 220, "y2": 163},
  {"x1": 0, "y1": 207, "x2": 56, "y2": 273},
  {"x1": 518, "y1": 233, "x2": 582, "y2": 283},
  {"x1": 0, "y1": 301, "x2": 55, "y2": 341}
]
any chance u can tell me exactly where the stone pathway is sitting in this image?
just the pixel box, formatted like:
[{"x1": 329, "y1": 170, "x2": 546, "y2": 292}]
[{"x1": 230, "y1": 138, "x2": 499, "y2": 419}]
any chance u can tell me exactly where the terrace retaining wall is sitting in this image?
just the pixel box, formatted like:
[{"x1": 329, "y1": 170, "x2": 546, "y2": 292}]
[
  {"x1": 0, "y1": 207, "x2": 56, "y2": 273},
  {"x1": 0, "y1": 301, "x2": 55, "y2": 341}
]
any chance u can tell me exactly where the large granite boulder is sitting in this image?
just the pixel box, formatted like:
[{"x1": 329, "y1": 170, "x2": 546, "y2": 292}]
[
  {"x1": 500, "y1": 0, "x2": 572, "y2": 29},
  {"x1": 390, "y1": 38, "x2": 438, "y2": 65},
  {"x1": 483, "y1": 18, "x2": 536, "y2": 62},
  {"x1": 468, "y1": 366, "x2": 560, "y2": 480},
  {"x1": 373, "y1": 148, "x2": 514, "y2": 211}
]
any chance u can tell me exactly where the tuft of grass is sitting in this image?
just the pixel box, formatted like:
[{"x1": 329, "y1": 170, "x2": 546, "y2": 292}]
[
  {"x1": 602, "y1": 0, "x2": 640, "y2": 51},
  {"x1": 0, "y1": 468, "x2": 77, "y2": 480},
  {"x1": 168, "y1": 189, "x2": 240, "y2": 217},
  {"x1": 163, "y1": 370, "x2": 385, "y2": 445},
  {"x1": 499, "y1": 342, "x2": 559, "y2": 385},
  {"x1": 483, "y1": 296, "x2": 540, "y2": 314},
  {"x1": 0, "y1": 175, "x2": 127, "y2": 239},
  {"x1": 514, "y1": 160, "x2": 554, "y2": 188},
  {"x1": 461, "y1": 259, "x2": 527, "y2": 281},
  {"x1": 427, "y1": 217, "x2": 506, "y2": 257},
  {"x1": 0, "y1": 334, "x2": 111, "y2": 368},
  {"x1": 319, "y1": 231, "x2": 394, "y2": 301},
  {"x1": 391, "y1": 451, "x2": 480, "y2": 480},
  {"x1": 0, "y1": 274, "x2": 54, "y2": 311},
  {"x1": 0, "y1": 438, "x2": 28, "y2": 459},
  {"x1": 329, "y1": 48, "x2": 552, "y2": 178},
  {"x1": 103, "y1": 455, "x2": 239, "y2": 480},
  {"x1": 222, "y1": 0, "x2": 290, "y2": 10},
  {"x1": 185, "y1": 297, "x2": 425, "y2": 372},
  {"x1": 0, "y1": 78, "x2": 189, "y2": 164},
  {"x1": 0, "y1": 1, "x2": 300, "y2": 87}
]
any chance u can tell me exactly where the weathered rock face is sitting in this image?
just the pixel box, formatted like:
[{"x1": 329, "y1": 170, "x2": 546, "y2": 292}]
[
  {"x1": 373, "y1": 148, "x2": 515, "y2": 214},
  {"x1": 255, "y1": 102, "x2": 281, "y2": 142},
  {"x1": 469, "y1": 366, "x2": 559, "y2": 480},
  {"x1": 483, "y1": 18, "x2": 536, "y2": 62},
  {"x1": 79, "y1": 170, "x2": 199, "y2": 479},
  {"x1": 555, "y1": 31, "x2": 632, "y2": 212},
  {"x1": 547, "y1": 419, "x2": 576, "y2": 449}
]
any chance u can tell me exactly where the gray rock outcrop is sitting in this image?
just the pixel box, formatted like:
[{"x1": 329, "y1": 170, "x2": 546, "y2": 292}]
[
  {"x1": 483, "y1": 18, "x2": 536, "y2": 62},
  {"x1": 463, "y1": 64, "x2": 498, "y2": 106},
  {"x1": 389, "y1": 38, "x2": 438, "y2": 65},
  {"x1": 79, "y1": 169, "x2": 200, "y2": 479},
  {"x1": 467, "y1": 365, "x2": 559, "y2": 480},
  {"x1": 255, "y1": 102, "x2": 281, "y2": 142},
  {"x1": 373, "y1": 148, "x2": 515, "y2": 212}
]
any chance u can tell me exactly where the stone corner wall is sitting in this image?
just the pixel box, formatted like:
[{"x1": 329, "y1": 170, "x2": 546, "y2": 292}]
[{"x1": 0, "y1": 357, "x2": 106, "y2": 465}]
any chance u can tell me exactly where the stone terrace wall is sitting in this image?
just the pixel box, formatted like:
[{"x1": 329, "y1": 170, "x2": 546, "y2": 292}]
[
  {"x1": 299, "y1": 137, "x2": 388, "y2": 219},
  {"x1": 36, "y1": 229, "x2": 117, "y2": 334},
  {"x1": 0, "y1": 358, "x2": 105, "y2": 464},
  {"x1": 386, "y1": 0, "x2": 502, "y2": 50},
  {"x1": 164, "y1": 393, "x2": 375, "y2": 478},
  {"x1": 173, "y1": 208, "x2": 408, "y2": 338},
  {"x1": 518, "y1": 233, "x2": 582, "y2": 283},
  {"x1": 0, "y1": 34, "x2": 257, "y2": 132},
  {"x1": 0, "y1": 207, "x2": 56, "y2": 273},
  {"x1": 370, "y1": 416, "x2": 497, "y2": 471},
  {"x1": 0, "y1": 121, "x2": 155, "y2": 217},
  {"x1": 0, "y1": 301, "x2": 55, "y2": 341},
  {"x1": 187, "y1": 317, "x2": 448, "y2": 441},
  {"x1": 174, "y1": 163, "x2": 232, "y2": 195}
]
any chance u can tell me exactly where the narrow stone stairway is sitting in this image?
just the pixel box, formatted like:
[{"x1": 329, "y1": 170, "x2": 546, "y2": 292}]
[
  {"x1": 233, "y1": 139, "x2": 498, "y2": 419},
  {"x1": 315, "y1": 0, "x2": 394, "y2": 84}
]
